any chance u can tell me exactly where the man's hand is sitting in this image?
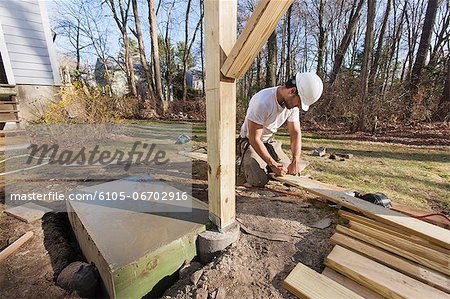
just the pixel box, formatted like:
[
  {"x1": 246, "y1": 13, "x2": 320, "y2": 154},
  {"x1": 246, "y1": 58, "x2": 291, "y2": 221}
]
[
  {"x1": 287, "y1": 161, "x2": 300, "y2": 175},
  {"x1": 270, "y1": 161, "x2": 287, "y2": 176}
]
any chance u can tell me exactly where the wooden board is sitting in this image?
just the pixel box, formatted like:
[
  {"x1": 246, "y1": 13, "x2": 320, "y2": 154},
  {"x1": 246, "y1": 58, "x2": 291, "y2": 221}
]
[
  {"x1": 336, "y1": 225, "x2": 450, "y2": 276},
  {"x1": 221, "y1": 0, "x2": 294, "y2": 79},
  {"x1": 391, "y1": 202, "x2": 450, "y2": 229},
  {"x1": 340, "y1": 210, "x2": 449, "y2": 254},
  {"x1": 330, "y1": 233, "x2": 450, "y2": 293},
  {"x1": 322, "y1": 268, "x2": 383, "y2": 299},
  {"x1": 325, "y1": 246, "x2": 449, "y2": 299},
  {"x1": 348, "y1": 221, "x2": 449, "y2": 266},
  {"x1": 273, "y1": 175, "x2": 450, "y2": 249},
  {"x1": 283, "y1": 262, "x2": 364, "y2": 299},
  {"x1": 204, "y1": 0, "x2": 237, "y2": 230}
]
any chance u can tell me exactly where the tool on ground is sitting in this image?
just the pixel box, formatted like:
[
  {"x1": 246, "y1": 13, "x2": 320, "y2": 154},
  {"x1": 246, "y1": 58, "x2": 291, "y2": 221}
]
[{"x1": 354, "y1": 192, "x2": 392, "y2": 209}]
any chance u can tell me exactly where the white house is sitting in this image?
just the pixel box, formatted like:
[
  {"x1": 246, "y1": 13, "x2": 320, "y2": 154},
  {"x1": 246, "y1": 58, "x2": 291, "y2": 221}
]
[{"x1": 0, "y1": 0, "x2": 60, "y2": 126}]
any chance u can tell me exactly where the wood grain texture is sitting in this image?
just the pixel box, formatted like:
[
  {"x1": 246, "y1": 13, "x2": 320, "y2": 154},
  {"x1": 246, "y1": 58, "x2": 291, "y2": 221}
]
[
  {"x1": 273, "y1": 175, "x2": 450, "y2": 249},
  {"x1": 205, "y1": 0, "x2": 237, "y2": 229},
  {"x1": 220, "y1": 0, "x2": 294, "y2": 78},
  {"x1": 339, "y1": 210, "x2": 449, "y2": 254},
  {"x1": 0, "y1": 231, "x2": 33, "y2": 263},
  {"x1": 283, "y1": 262, "x2": 364, "y2": 299},
  {"x1": 330, "y1": 233, "x2": 450, "y2": 293},
  {"x1": 322, "y1": 268, "x2": 383, "y2": 299},
  {"x1": 348, "y1": 221, "x2": 449, "y2": 266},
  {"x1": 325, "y1": 246, "x2": 449, "y2": 299},
  {"x1": 336, "y1": 225, "x2": 450, "y2": 276}
]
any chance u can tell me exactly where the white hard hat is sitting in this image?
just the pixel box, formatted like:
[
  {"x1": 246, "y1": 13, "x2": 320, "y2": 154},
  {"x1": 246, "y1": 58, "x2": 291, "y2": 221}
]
[{"x1": 295, "y1": 72, "x2": 323, "y2": 111}]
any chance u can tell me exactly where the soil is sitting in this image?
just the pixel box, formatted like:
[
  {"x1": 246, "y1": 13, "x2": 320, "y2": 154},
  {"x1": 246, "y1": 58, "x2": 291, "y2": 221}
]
[{"x1": 0, "y1": 159, "x2": 340, "y2": 299}]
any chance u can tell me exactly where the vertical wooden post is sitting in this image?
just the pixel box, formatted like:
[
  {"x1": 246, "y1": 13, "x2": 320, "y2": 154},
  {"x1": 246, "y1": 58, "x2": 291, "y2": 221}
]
[{"x1": 204, "y1": 0, "x2": 237, "y2": 230}]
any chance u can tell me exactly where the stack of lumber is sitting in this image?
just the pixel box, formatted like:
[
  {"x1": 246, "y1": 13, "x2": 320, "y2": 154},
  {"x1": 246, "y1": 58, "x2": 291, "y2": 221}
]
[{"x1": 284, "y1": 210, "x2": 450, "y2": 298}]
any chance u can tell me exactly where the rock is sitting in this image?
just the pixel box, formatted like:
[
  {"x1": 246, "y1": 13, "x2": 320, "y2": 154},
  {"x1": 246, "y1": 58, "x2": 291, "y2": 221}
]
[
  {"x1": 312, "y1": 147, "x2": 326, "y2": 157},
  {"x1": 311, "y1": 218, "x2": 332, "y2": 229},
  {"x1": 190, "y1": 269, "x2": 204, "y2": 286},
  {"x1": 195, "y1": 288, "x2": 208, "y2": 299},
  {"x1": 56, "y1": 261, "x2": 99, "y2": 297}
]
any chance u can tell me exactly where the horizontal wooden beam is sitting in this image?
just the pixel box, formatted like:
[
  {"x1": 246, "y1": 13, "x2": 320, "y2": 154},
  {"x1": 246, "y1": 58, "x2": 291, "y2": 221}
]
[
  {"x1": 220, "y1": 0, "x2": 294, "y2": 79},
  {"x1": 273, "y1": 174, "x2": 450, "y2": 250}
]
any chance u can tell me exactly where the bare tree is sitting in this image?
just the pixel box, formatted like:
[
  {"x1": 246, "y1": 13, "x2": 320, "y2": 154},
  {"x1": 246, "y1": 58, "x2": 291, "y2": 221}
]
[
  {"x1": 131, "y1": 0, "x2": 153, "y2": 109},
  {"x1": 330, "y1": 0, "x2": 365, "y2": 85},
  {"x1": 358, "y1": 0, "x2": 377, "y2": 131},
  {"x1": 147, "y1": 0, "x2": 165, "y2": 114},
  {"x1": 266, "y1": 31, "x2": 277, "y2": 87},
  {"x1": 106, "y1": 0, "x2": 138, "y2": 97},
  {"x1": 408, "y1": 0, "x2": 441, "y2": 118}
]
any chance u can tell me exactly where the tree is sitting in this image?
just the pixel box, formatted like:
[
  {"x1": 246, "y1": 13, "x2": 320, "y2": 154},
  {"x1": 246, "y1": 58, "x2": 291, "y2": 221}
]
[
  {"x1": 147, "y1": 0, "x2": 165, "y2": 114},
  {"x1": 131, "y1": 0, "x2": 154, "y2": 109},
  {"x1": 357, "y1": 0, "x2": 376, "y2": 131},
  {"x1": 329, "y1": 0, "x2": 365, "y2": 85},
  {"x1": 408, "y1": 0, "x2": 441, "y2": 119},
  {"x1": 106, "y1": 0, "x2": 138, "y2": 98},
  {"x1": 266, "y1": 31, "x2": 277, "y2": 87}
]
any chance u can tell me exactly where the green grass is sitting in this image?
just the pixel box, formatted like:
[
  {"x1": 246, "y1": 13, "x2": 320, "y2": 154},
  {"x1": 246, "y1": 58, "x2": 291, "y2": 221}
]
[{"x1": 125, "y1": 120, "x2": 450, "y2": 212}]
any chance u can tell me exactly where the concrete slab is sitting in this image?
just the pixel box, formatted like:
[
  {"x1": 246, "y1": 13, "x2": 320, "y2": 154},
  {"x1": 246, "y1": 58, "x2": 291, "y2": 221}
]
[
  {"x1": 4, "y1": 202, "x2": 52, "y2": 223},
  {"x1": 67, "y1": 176, "x2": 209, "y2": 298}
]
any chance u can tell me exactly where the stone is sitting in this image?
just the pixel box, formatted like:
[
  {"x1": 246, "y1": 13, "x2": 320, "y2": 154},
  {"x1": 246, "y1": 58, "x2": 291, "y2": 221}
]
[
  {"x1": 310, "y1": 218, "x2": 332, "y2": 229},
  {"x1": 56, "y1": 261, "x2": 99, "y2": 297},
  {"x1": 190, "y1": 270, "x2": 204, "y2": 286},
  {"x1": 198, "y1": 223, "x2": 240, "y2": 263}
]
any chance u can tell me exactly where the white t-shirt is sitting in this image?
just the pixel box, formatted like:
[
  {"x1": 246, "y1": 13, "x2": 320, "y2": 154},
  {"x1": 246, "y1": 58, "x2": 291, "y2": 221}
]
[{"x1": 240, "y1": 87, "x2": 300, "y2": 142}]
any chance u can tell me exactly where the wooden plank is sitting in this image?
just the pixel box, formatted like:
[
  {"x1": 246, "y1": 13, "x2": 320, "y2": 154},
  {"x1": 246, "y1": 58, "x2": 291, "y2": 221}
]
[
  {"x1": 283, "y1": 262, "x2": 363, "y2": 299},
  {"x1": 325, "y1": 246, "x2": 449, "y2": 299},
  {"x1": 221, "y1": 0, "x2": 294, "y2": 79},
  {"x1": 178, "y1": 151, "x2": 208, "y2": 162},
  {"x1": 336, "y1": 225, "x2": 450, "y2": 275},
  {"x1": 348, "y1": 221, "x2": 449, "y2": 266},
  {"x1": 204, "y1": 0, "x2": 237, "y2": 230},
  {"x1": 330, "y1": 233, "x2": 450, "y2": 293},
  {"x1": 340, "y1": 210, "x2": 449, "y2": 254},
  {"x1": 392, "y1": 202, "x2": 450, "y2": 229},
  {"x1": 322, "y1": 268, "x2": 383, "y2": 299},
  {"x1": 0, "y1": 231, "x2": 33, "y2": 263},
  {"x1": 273, "y1": 175, "x2": 450, "y2": 249}
]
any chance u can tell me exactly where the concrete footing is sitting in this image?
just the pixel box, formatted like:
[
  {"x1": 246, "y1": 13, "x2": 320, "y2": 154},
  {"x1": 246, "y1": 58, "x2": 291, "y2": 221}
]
[{"x1": 197, "y1": 222, "x2": 240, "y2": 263}]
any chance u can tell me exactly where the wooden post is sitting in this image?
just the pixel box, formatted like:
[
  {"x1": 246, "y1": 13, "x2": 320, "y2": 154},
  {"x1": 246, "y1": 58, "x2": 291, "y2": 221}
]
[{"x1": 204, "y1": 0, "x2": 237, "y2": 230}]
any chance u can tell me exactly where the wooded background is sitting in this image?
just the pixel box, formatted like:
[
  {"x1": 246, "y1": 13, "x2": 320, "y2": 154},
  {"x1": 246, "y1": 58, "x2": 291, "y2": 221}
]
[{"x1": 52, "y1": 0, "x2": 449, "y2": 130}]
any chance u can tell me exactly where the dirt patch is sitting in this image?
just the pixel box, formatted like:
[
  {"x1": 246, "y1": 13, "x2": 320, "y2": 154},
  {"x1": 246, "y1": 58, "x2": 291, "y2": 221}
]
[
  {"x1": 162, "y1": 182, "x2": 340, "y2": 298},
  {"x1": 0, "y1": 212, "x2": 84, "y2": 298}
]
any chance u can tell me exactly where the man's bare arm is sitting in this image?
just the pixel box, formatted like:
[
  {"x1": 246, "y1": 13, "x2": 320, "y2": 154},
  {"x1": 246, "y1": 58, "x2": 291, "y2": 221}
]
[
  {"x1": 248, "y1": 120, "x2": 286, "y2": 176},
  {"x1": 287, "y1": 121, "x2": 302, "y2": 174}
]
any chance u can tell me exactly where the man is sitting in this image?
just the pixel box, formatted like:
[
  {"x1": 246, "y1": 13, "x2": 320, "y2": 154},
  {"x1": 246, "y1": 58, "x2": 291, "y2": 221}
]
[{"x1": 238, "y1": 72, "x2": 323, "y2": 187}]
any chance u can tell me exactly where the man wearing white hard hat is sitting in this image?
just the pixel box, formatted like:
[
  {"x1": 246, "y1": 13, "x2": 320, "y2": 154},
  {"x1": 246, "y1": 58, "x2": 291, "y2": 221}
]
[{"x1": 237, "y1": 72, "x2": 323, "y2": 187}]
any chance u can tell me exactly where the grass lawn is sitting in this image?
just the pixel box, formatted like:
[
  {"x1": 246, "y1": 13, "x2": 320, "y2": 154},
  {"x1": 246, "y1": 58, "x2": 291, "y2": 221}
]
[{"x1": 185, "y1": 121, "x2": 449, "y2": 213}]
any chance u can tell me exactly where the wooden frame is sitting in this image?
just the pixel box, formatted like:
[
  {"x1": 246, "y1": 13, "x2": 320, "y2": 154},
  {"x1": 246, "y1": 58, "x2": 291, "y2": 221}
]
[{"x1": 205, "y1": 0, "x2": 293, "y2": 230}]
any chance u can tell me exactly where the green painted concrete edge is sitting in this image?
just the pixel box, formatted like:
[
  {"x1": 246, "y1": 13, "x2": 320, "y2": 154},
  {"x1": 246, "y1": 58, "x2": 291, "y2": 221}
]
[{"x1": 113, "y1": 224, "x2": 207, "y2": 299}]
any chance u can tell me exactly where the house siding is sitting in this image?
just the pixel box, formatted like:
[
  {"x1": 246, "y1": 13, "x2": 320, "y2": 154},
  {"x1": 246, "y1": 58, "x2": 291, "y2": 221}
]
[{"x1": 0, "y1": 0, "x2": 56, "y2": 85}]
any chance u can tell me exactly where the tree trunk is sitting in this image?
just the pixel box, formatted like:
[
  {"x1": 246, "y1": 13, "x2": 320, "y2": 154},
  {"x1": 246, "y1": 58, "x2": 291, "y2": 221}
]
[
  {"x1": 266, "y1": 30, "x2": 277, "y2": 87},
  {"x1": 433, "y1": 60, "x2": 450, "y2": 120},
  {"x1": 200, "y1": 0, "x2": 205, "y2": 96},
  {"x1": 285, "y1": 6, "x2": 292, "y2": 80},
  {"x1": 164, "y1": 0, "x2": 175, "y2": 102},
  {"x1": 357, "y1": 0, "x2": 376, "y2": 131},
  {"x1": 316, "y1": 0, "x2": 326, "y2": 79},
  {"x1": 147, "y1": 0, "x2": 164, "y2": 114},
  {"x1": 330, "y1": 0, "x2": 365, "y2": 85},
  {"x1": 132, "y1": 0, "x2": 153, "y2": 110},
  {"x1": 408, "y1": 0, "x2": 440, "y2": 119},
  {"x1": 107, "y1": 0, "x2": 137, "y2": 98},
  {"x1": 369, "y1": 0, "x2": 391, "y2": 86},
  {"x1": 182, "y1": 0, "x2": 192, "y2": 101}
]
